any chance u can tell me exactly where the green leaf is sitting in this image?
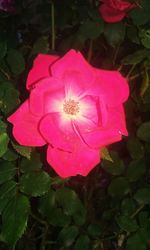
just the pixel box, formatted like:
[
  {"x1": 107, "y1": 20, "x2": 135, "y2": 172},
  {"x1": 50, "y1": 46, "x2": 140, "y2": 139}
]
[
  {"x1": 55, "y1": 188, "x2": 86, "y2": 225},
  {"x1": 58, "y1": 33, "x2": 85, "y2": 52},
  {"x1": 73, "y1": 205, "x2": 86, "y2": 226},
  {"x1": 47, "y1": 208, "x2": 71, "y2": 227},
  {"x1": 126, "y1": 232, "x2": 147, "y2": 250},
  {"x1": 1, "y1": 194, "x2": 30, "y2": 247},
  {"x1": 142, "y1": 86, "x2": 150, "y2": 104},
  {"x1": 0, "y1": 120, "x2": 7, "y2": 133},
  {"x1": 0, "y1": 181, "x2": 17, "y2": 214},
  {"x1": 122, "y1": 49, "x2": 150, "y2": 65},
  {"x1": 139, "y1": 29, "x2": 150, "y2": 49},
  {"x1": 2, "y1": 149, "x2": 18, "y2": 161},
  {"x1": 11, "y1": 142, "x2": 32, "y2": 159},
  {"x1": 121, "y1": 198, "x2": 136, "y2": 216},
  {"x1": 6, "y1": 49, "x2": 25, "y2": 75},
  {"x1": 58, "y1": 225, "x2": 79, "y2": 247},
  {"x1": 88, "y1": 224, "x2": 102, "y2": 237},
  {"x1": 0, "y1": 82, "x2": 20, "y2": 115},
  {"x1": 104, "y1": 22, "x2": 125, "y2": 47},
  {"x1": 75, "y1": 235, "x2": 90, "y2": 250},
  {"x1": 38, "y1": 189, "x2": 70, "y2": 226},
  {"x1": 20, "y1": 151, "x2": 42, "y2": 173},
  {"x1": 31, "y1": 36, "x2": 49, "y2": 55},
  {"x1": 0, "y1": 161, "x2": 16, "y2": 184},
  {"x1": 20, "y1": 171, "x2": 50, "y2": 197},
  {"x1": 134, "y1": 188, "x2": 150, "y2": 204},
  {"x1": 0, "y1": 133, "x2": 9, "y2": 157},
  {"x1": 117, "y1": 215, "x2": 138, "y2": 232},
  {"x1": 78, "y1": 18, "x2": 104, "y2": 39},
  {"x1": 139, "y1": 227, "x2": 150, "y2": 246},
  {"x1": 127, "y1": 26, "x2": 140, "y2": 45},
  {"x1": 127, "y1": 137, "x2": 144, "y2": 160},
  {"x1": 0, "y1": 39, "x2": 7, "y2": 61},
  {"x1": 108, "y1": 177, "x2": 130, "y2": 197},
  {"x1": 129, "y1": 8, "x2": 150, "y2": 26},
  {"x1": 137, "y1": 121, "x2": 150, "y2": 142},
  {"x1": 141, "y1": 0, "x2": 150, "y2": 9},
  {"x1": 126, "y1": 160, "x2": 146, "y2": 182},
  {"x1": 38, "y1": 189, "x2": 56, "y2": 214},
  {"x1": 140, "y1": 70, "x2": 149, "y2": 98},
  {"x1": 101, "y1": 147, "x2": 113, "y2": 162},
  {"x1": 138, "y1": 212, "x2": 149, "y2": 227},
  {"x1": 102, "y1": 151, "x2": 124, "y2": 176},
  {"x1": 56, "y1": 187, "x2": 84, "y2": 216}
]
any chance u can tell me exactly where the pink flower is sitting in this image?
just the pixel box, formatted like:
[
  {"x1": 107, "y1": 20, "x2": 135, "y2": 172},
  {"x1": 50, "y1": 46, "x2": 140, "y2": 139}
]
[
  {"x1": 0, "y1": 0, "x2": 15, "y2": 12},
  {"x1": 8, "y1": 50, "x2": 129, "y2": 178},
  {"x1": 99, "y1": 0, "x2": 136, "y2": 23}
]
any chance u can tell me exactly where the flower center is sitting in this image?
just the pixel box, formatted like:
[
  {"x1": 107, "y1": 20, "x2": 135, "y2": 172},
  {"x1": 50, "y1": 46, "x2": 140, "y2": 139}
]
[{"x1": 63, "y1": 99, "x2": 80, "y2": 116}]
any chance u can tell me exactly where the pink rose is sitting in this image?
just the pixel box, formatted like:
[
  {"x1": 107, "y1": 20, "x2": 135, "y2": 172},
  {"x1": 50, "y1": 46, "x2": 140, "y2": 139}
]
[
  {"x1": 8, "y1": 50, "x2": 129, "y2": 178},
  {"x1": 99, "y1": 0, "x2": 136, "y2": 23},
  {"x1": 0, "y1": 0, "x2": 15, "y2": 12}
]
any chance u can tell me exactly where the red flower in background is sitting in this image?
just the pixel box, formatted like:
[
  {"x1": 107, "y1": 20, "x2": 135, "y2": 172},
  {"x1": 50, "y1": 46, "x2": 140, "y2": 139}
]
[
  {"x1": 99, "y1": 0, "x2": 136, "y2": 23},
  {"x1": 8, "y1": 50, "x2": 129, "y2": 178},
  {"x1": 0, "y1": 0, "x2": 15, "y2": 12}
]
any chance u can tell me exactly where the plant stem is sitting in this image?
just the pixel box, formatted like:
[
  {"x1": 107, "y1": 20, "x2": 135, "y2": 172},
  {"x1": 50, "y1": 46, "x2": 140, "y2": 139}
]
[
  {"x1": 113, "y1": 44, "x2": 120, "y2": 67},
  {"x1": 126, "y1": 64, "x2": 136, "y2": 79},
  {"x1": 129, "y1": 66, "x2": 150, "y2": 81},
  {"x1": 0, "y1": 67, "x2": 10, "y2": 80},
  {"x1": 30, "y1": 212, "x2": 48, "y2": 227},
  {"x1": 130, "y1": 204, "x2": 145, "y2": 219},
  {"x1": 51, "y1": 1, "x2": 55, "y2": 51}
]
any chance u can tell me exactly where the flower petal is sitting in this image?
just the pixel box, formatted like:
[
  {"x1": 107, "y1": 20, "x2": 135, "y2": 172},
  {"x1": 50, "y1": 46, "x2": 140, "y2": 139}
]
[
  {"x1": 51, "y1": 49, "x2": 95, "y2": 86},
  {"x1": 7, "y1": 100, "x2": 46, "y2": 146},
  {"x1": 83, "y1": 104, "x2": 128, "y2": 148},
  {"x1": 63, "y1": 71, "x2": 86, "y2": 99},
  {"x1": 99, "y1": 4, "x2": 126, "y2": 23},
  {"x1": 39, "y1": 113, "x2": 77, "y2": 151},
  {"x1": 29, "y1": 77, "x2": 65, "y2": 116},
  {"x1": 26, "y1": 54, "x2": 59, "y2": 90},
  {"x1": 47, "y1": 143, "x2": 100, "y2": 178},
  {"x1": 77, "y1": 95, "x2": 101, "y2": 131},
  {"x1": 90, "y1": 69, "x2": 129, "y2": 107}
]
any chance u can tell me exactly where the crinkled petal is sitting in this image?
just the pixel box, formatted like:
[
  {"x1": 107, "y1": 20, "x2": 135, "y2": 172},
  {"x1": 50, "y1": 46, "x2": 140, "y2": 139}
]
[
  {"x1": 51, "y1": 49, "x2": 95, "y2": 86},
  {"x1": 89, "y1": 69, "x2": 129, "y2": 107},
  {"x1": 47, "y1": 143, "x2": 100, "y2": 178},
  {"x1": 29, "y1": 77, "x2": 65, "y2": 116},
  {"x1": 26, "y1": 54, "x2": 59, "y2": 90},
  {"x1": 39, "y1": 113, "x2": 77, "y2": 151},
  {"x1": 7, "y1": 100, "x2": 46, "y2": 146},
  {"x1": 83, "y1": 105, "x2": 128, "y2": 148}
]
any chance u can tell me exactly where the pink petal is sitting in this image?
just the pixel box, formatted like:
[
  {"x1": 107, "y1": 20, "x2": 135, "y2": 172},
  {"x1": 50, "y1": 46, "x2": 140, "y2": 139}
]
[
  {"x1": 62, "y1": 71, "x2": 86, "y2": 98},
  {"x1": 99, "y1": 4, "x2": 127, "y2": 23},
  {"x1": 39, "y1": 113, "x2": 77, "y2": 152},
  {"x1": 90, "y1": 69, "x2": 129, "y2": 107},
  {"x1": 78, "y1": 95, "x2": 101, "y2": 130},
  {"x1": 29, "y1": 77, "x2": 65, "y2": 116},
  {"x1": 51, "y1": 49, "x2": 95, "y2": 86},
  {"x1": 47, "y1": 143, "x2": 100, "y2": 178},
  {"x1": 7, "y1": 100, "x2": 46, "y2": 146},
  {"x1": 26, "y1": 54, "x2": 59, "y2": 90},
  {"x1": 83, "y1": 104, "x2": 128, "y2": 148}
]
